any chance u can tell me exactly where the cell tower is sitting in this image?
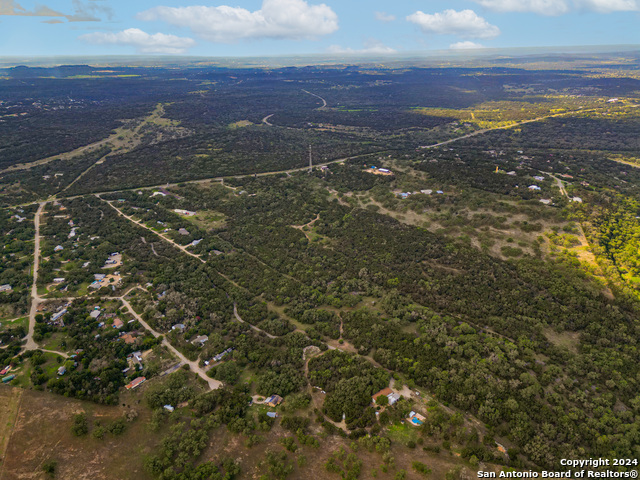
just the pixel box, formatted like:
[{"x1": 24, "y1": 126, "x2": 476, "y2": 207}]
[{"x1": 309, "y1": 145, "x2": 313, "y2": 172}]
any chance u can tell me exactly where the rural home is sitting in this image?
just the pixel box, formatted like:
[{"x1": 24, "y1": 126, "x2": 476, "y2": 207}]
[
  {"x1": 265, "y1": 394, "x2": 283, "y2": 407},
  {"x1": 125, "y1": 377, "x2": 146, "y2": 390}
]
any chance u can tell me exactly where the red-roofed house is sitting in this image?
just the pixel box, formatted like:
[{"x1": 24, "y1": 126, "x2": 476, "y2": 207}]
[
  {"x1": 125, "y1": 377, "x2": 146, "y2": 390},
  {"x1": 372, "y1": 387, "x2": 393, "y2": 403}
]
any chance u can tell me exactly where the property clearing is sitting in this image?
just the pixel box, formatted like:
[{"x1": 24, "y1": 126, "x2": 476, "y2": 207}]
[{"x1": 0, "y1": 387, "x2": 22, "y2": 464}]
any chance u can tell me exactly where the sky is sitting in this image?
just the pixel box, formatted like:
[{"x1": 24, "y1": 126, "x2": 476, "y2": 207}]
[{"x1": 0, "y1": 0, "x2": 639, "y2": 57}]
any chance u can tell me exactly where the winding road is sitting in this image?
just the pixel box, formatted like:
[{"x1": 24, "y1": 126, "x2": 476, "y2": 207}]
[
  {"x1": 302, "y1": 89, "x2": 327, "y2": 109},
  {"x1": 233, "y1": 303, "x2": 276, "y2": 339},
  {"x1": 119, "y1": 295, "x2": 222, "y2": 390}
]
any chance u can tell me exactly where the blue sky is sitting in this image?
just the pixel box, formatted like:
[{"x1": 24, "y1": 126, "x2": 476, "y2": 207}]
[{"x1": 1, "y1": 0, "x2": 639, "y2": 56}]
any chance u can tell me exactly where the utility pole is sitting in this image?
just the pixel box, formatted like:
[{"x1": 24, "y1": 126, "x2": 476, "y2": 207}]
[{"x1": 309, "y1": 145, "x2": 313, "y2": 172}]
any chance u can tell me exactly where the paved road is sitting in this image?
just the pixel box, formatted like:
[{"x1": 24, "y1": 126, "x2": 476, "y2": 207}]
[
  {"x1": 119, "y1": 295, "x2": 222, "y2": 390},
  {"x1": 418, "y1": 108, "x2": 600, "y2": 150},
  {"x1": 302, "y1": 89, "x2": 327, "y2": 109}
]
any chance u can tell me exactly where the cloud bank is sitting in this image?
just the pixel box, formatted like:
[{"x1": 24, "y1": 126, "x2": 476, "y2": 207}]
[
  {"x1": 450, "y1": 41, "x2": 485, "y2": 49},
  {"x1": 407, "y1": 9, "x2": 500, "y2": 39},
  {"x1": 80, "y1": 28, "x2": 196, "y2": 54},
  {"x1": 328, "y1": 39, "x2": 396, "y2": 55},
  {"x1": 0, "y1": 0, "x2": 110, "y2": 21},
  {"x1": 472, "y1": 0, "x2": 638, "y2": 14},
  {"x1": 138, "y1": 0, "x2": 338, "y2": 42}
]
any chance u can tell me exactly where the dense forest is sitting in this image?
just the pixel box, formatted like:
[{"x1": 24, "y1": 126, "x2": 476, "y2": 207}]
[{"x1": 3, "y1": 59, "x2": 640, "y2": 478}]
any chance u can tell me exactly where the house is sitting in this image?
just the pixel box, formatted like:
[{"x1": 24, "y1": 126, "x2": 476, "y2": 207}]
[
  {"x1": 0, "y1": 366, "x2": 11, "y2": 375},
  {"x1": 436, "y1": 190, "x2": 444, "y2": 194},
  {"x1": 0, "y1": 285, "x2": 12, "y2": 293},
  {"x1": 57, "y1": 366, "x2": 66, "y2": 376},
  {"x1": 89, "y1": 309, "x2": 101, "y2": 319},
  {"x1": 128, "y1": 351, "x2": 143, "y2": 363},
  {"x1": 54, "y1": 245, "x2": 64, "y2": 252},
  {"x1": 388, "y1": 393, "x2": 401, "y2": 406},
  {"x1": 120, "y1": 333, "x2": 136, "y2": 344},
  {"x1": 113, "y1": 318, "x2": 124, "y2": 329},
  {"x1": 571, "y1": 197, "x2": 583, "y2": 203},
  {"x1": 171, "y1": 323, "x2": 186, "y2": 332},
  {"x1": 53, "y1": 277, "x2": 65, "y2": 284},
  {"x1": 539, "y1": 199, "x2": 552, "y2": 205},
  {"x1": 192, "y1": 335, "x2": 208, "y2": 346},
  {"x1": 266, "y1": 411, "x2": 278, "y2": 418},
  {"x1": 164, "y1": 405, "x2": 175, "y2": 412},
  {"x1": 372, "y1": 388, "x2": 401, "y2": 406},
  {"x1": 420, "y1": 190, "x2": 432, "y2": 195},
  {"x1": 506, "y1": 171, "x2": 517, "y2": 176},
  {"x1": 528, "y1": 185, "x2": 541, "y2": 191},
  {"x1": 265, "y1": 394, "x2": 283, "y2": 407},
  {"x1": 213, "y1": 347, "x2": 233, "y2": 362},
  {"x1": 52, "y1": 308, "x2": 67, "y2": 323},
  {"x1": 533, "y1": 176, "x2": 545, "y2": 181},
  {"x1": 125, "y1": 377, "x2": 146, "y2": 390},
  {"x1": 372, "y1": 387, "x2": 393, "y2": 403},
  {"x1": 151, "y1": 191, "x2": 167, "y2": 197},
  {"x1": 94, "y1": 274, "x2": 106, "y2": 281},
  {"x1": 82, "y1": 262, "x2": 90, "y2": 268},
  {"x1": 178, "y1": 228, "x2": 190, "y2": 236}
]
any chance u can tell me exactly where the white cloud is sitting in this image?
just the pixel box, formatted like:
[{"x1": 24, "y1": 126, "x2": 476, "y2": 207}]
[
  {"x1": 0, "y1": 0, "x2": 109, "y2": 21},
  {"x1": 407, "y1": 9, "x2": 500, "y2": 39},
  {"x1": 450, "y1": 41, "x2": 485, "y2": 49},
  {"x1": 472, "y1": 0, "x2": 639, "y2": 14},
  {"x1": 138, "y1": 0, "x2": 338, "y2": 43},
  {"x1": 80, "y1": 28, "x2": 196, "y2": 54},
  {"x1": 471, "y1": 0, "x2": 570, "y2": 15},
  {"x1": 327, "y1": 39, "x2": 396, "y2": 55},
  {"x1": 574, "y1": 0, "x2": 639, "y2": 12},
  {"x1": 374, "y1": 11, "x2": 396, "y2": 22}
]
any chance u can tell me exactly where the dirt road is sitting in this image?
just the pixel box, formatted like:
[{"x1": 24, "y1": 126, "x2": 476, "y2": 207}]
[
  {"x1": 233, "y1": 303, "x2": 276, "y2": 339},
  {"x1": 100, "y1": 198, "x2": 206, "y2": 264},
  {"x1": 119, "y1": 296, "x2": 222, "y2": 390},
  {"x1": 25, "y1": 202, "x2": 46, "y2": 351}
]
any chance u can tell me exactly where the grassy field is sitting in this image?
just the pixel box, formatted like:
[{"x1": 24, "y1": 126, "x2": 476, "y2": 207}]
[
  {"x1": 0, "y1": 317, "x2": 27, "y2": 333},
  {"x1": 0, "y1": 387, "x2": 22, "y2": 464},
  {"x1": 184, "y1": 210, "x2": 227, "y2": 231},
  {"x1": 0, "y1": 381, "x2": 490, "y2": 480},
  {"x1": 0, "y1": 386, "x2": 158, "y2": 480}
]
